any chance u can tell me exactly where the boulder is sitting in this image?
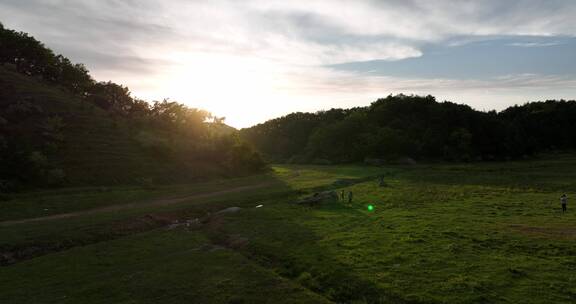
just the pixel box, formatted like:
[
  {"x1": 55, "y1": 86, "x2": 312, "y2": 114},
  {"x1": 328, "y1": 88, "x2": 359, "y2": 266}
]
[
  {"x1": 332, "y1": 178, "x2": 356, "y2": 187},
  {"x1": 296, "y1": 191, "x2": 338, "y2": 206}
]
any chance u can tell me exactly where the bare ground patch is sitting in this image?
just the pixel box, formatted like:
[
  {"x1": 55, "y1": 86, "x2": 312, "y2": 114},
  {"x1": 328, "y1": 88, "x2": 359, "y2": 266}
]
[
  {"x1": 0, "y1": 196, "x2": 253, "y2": 266},
  {"x1": 0, "y1": 182, "x2": 274, "y2": 227},
  {"x1": 509, "y1": 224, "x2": 576, "y2": 239}
]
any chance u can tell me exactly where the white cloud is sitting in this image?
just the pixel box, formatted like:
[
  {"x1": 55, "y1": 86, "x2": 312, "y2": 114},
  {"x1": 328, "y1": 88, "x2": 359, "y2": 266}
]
[
  {"x1": 508, "y1": 41, "x2": 562, "y2": 47},
  {"x1": 0, "y1": 0, "x2": 575, "y2": 127}
]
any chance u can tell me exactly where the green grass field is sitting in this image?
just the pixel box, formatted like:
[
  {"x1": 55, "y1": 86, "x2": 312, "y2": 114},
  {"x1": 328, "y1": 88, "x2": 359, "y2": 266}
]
[{"x1": 1, "y1": 155, "x2": 575, "y2": 303}]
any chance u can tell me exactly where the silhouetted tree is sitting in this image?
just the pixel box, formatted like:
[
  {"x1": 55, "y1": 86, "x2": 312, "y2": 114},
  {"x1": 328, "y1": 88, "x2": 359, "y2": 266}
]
[{"x1": 242, "y1": 94, "x2": 576, "y2": 163}]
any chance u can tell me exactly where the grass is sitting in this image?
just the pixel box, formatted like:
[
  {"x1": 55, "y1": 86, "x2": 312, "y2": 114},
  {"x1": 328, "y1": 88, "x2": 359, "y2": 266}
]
[
  {"x1": 0, "y1": 173, "x2": 274, "y2": 221},
  {"x1": 1, "y1": 155, "x2": 576, "y2": 303},
  {"x1": 0, "y1": 229, "x2": 329, "y2": 304}
]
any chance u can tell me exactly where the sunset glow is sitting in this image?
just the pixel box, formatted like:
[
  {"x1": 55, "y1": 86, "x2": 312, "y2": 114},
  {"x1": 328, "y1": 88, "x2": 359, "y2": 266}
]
[{"x1": 1, "y1": 0, "x2": 575, "y2": 127}]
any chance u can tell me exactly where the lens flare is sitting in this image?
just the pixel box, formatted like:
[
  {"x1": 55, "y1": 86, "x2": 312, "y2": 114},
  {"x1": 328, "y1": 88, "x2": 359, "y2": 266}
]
[{"x1": 367, "y1": 204, "x2": 374, "y2": 211}]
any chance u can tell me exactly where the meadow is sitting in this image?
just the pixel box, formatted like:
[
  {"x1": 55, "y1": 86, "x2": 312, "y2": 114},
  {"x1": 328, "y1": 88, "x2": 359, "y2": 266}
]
[{"x1": 1, "y1": 155, "x2": 575, "y2": 303}]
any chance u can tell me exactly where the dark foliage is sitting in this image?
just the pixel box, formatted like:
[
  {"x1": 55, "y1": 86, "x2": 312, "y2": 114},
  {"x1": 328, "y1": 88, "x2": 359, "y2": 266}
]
[
  {"x1": 0, "y1": 23, "x2": 93, "y2": 95},
  {"x1": 0, "y1": 24, "x2": 266, "y2": 190},
  {"x1": 241, "y1": 94, "x2": 576, "y2": 163}
]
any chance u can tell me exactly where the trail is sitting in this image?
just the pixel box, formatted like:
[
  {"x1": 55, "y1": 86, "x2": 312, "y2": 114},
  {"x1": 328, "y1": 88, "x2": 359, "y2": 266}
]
[{"x1": 0, "y1": 182, "x2": 276, "y2": 227}]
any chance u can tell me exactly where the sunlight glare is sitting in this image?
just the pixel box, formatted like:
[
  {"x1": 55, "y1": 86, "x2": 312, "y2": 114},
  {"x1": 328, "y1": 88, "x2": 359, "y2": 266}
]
[{"x1": 162, "y1": 52, "x2": 280, "y2": 127}]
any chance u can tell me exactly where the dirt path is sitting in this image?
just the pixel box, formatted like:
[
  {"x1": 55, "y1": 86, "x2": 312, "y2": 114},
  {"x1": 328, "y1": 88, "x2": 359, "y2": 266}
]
[{"x1": 0, "y1": 182, "x2": 276, "y2": 227}]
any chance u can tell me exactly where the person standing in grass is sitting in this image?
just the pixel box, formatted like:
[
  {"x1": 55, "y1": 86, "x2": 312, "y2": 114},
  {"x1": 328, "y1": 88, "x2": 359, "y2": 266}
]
[
  {"x1": 348, "y1": 191, "x2": 353, "y2": 204},
  {"x1": 378, "y1": 176, "x2": 386, "y2": 187},
  {"x1": 561, "y1": 194, "x2": 567, "y2": 213}
]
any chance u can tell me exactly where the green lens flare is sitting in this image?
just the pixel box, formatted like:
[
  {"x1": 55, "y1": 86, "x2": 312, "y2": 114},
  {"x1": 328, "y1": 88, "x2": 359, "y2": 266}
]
[{"x1": 367, "y1": 205, "x2": 374, "y2": 211}]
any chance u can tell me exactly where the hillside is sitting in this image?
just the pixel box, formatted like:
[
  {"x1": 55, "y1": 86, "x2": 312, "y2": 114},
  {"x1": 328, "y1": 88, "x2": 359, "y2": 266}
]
[
  {"x1": 0, "y1": 24, "x2": 265, "y2": 190},
  {"x1": 0, "y1": 66, "x2": 191, "y2": 186},
  {"x1": 0, "y1": 66, "x2": 195, "y2": 187}
]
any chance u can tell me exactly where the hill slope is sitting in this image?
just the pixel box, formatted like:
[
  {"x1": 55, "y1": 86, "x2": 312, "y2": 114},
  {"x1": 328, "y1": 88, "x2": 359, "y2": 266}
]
[
  {"x1": 0, "y1": 24, "x2": 266, "y2": 190},
  {"x1": 0, "y1": 66, "x2": 195, "y2": 186},
  {"x1": 0, "y1": 66, "x2": 266, "y2": 189}
]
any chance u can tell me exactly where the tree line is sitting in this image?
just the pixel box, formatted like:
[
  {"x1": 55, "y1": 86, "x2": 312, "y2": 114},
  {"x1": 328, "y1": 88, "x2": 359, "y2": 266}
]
[{"x1": 241, "y1": 94, "x2": 576, "y2": 164}]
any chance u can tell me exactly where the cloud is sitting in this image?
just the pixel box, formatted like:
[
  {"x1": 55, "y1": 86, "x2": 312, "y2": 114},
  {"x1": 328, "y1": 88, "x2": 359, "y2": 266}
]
[
  {"x1": 0, "y1": 0, "x2": 575, "y2": 127},
  {"x1": 0, "y1": 0, "x2": 179, "y2": 79},
  {"x1": 282, "y1": 66, "x2": 576, "y2": 95},
  {"x1": 245, "y1": 0, "x2": 576, "y2": 39},
  {"x1": 331, "y1": 36, "x2": 576, "y2": 81},
  {"x1": 508, "y1": 41, "x2": 562, "y2": 47},
  {"x1": 3, "y1": 0, "x2": 575, "y2": 68}
]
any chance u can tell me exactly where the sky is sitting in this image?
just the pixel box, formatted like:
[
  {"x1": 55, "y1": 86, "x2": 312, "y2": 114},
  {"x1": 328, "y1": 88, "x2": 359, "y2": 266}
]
[{"x1": 1, "y1": 0, "x2": 575, "y2": 128}]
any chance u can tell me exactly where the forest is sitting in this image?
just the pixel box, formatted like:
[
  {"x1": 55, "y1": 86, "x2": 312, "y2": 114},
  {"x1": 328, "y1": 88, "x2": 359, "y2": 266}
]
[{"x1": 241, "y1": 94, "x2": 576, "y2": 163}]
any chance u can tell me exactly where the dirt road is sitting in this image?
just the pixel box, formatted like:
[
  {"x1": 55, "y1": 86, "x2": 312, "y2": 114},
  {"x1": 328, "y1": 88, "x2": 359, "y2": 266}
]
[{"x1": 0, "y1": 182, "x2": 275, "y2": 227}]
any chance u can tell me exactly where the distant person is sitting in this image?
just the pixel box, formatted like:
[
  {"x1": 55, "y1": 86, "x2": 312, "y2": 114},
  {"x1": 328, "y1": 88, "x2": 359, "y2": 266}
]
[
  {"x1": 561, "y1": 194, "x2": 567, "y2": 213},
  {"x1": 348, "y1": 191, "x2": 353, "y2": 203},
  {"x1": 378, "y1": 176, "x2": 386, "y2": 187},
  {"x1": 340, "y1": 190, "x2": 345, "y2": 201}
]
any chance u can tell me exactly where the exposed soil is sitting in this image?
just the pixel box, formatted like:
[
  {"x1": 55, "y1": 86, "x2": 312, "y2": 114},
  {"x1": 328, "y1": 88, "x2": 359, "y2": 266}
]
[
  {"x1": 0, "y1": 182, "x2": 274, "y2": 227},
  {"x1": 509, "y1": 224, "x2": 576, "y2": 239},
  {"x1": 0, "y1": 182, "x2": 275, "y2": 265}
]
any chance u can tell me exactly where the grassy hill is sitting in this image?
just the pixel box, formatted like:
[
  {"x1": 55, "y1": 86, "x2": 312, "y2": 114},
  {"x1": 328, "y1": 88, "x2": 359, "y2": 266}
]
[
  {"x1": 0, "y1": 23, "x2": 266, "y2": 190},
  {"x1": 0, "y1": 65, "x2": 243, "y2": 188}
]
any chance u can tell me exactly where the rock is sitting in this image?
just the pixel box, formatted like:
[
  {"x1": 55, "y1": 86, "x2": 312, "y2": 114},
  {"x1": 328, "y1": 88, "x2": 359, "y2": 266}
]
[
  {"x1": 332, "y1": 178, "x2": 355, "y2": 187},
  {"x1": 166, "y1": 218, "x2": 202, "y2": 230},
  {"x1": 296, "y1": 191, "x2": 338, "y2": 206},
  {"x1": 166, "y1": 223, "x2": 181, "y2": 230},
  {"x1": 216, "y1": 207, "x2": 242, "y2": 214}
]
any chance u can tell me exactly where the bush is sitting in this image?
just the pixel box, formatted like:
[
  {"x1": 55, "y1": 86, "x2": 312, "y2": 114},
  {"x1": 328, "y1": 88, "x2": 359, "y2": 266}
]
[
  {"x1": 296, "y1": 272, "x2": 320, "y2": 290},
  {"x1": 46, "y1": 168, "x2": 66, "y2": 186}
]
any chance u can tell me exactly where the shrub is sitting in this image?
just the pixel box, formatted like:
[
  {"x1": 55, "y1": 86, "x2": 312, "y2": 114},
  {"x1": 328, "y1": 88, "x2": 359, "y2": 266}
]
[{"x1": 46, "y1": 168, "x2": 66, "y2": 186}]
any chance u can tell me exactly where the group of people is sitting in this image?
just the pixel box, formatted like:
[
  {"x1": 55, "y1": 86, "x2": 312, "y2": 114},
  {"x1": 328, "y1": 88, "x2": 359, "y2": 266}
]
[
  {"x1": 336, "y1": 183, "x2": 569, "y2": 214},
  {"x1": 340, "y1": 190, "x2": 353, "y2": 203}
]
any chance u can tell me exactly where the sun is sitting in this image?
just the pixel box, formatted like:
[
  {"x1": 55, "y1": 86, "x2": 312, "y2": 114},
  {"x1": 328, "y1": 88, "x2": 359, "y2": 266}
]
[{"x1": 160, "y1": 51, "x2": 281, "y2": 127}]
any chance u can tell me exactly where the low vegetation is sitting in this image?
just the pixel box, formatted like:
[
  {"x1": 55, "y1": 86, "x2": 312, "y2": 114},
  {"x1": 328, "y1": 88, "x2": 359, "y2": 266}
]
[{"x1": 1, "y1": 155, "x2": 575, "y2": 303}]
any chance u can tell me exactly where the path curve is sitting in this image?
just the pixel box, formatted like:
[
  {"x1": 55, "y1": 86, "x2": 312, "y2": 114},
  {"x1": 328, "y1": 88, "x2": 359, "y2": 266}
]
[{"x1": 0, "y1": 182, "x2": 276, "y2": 227}]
